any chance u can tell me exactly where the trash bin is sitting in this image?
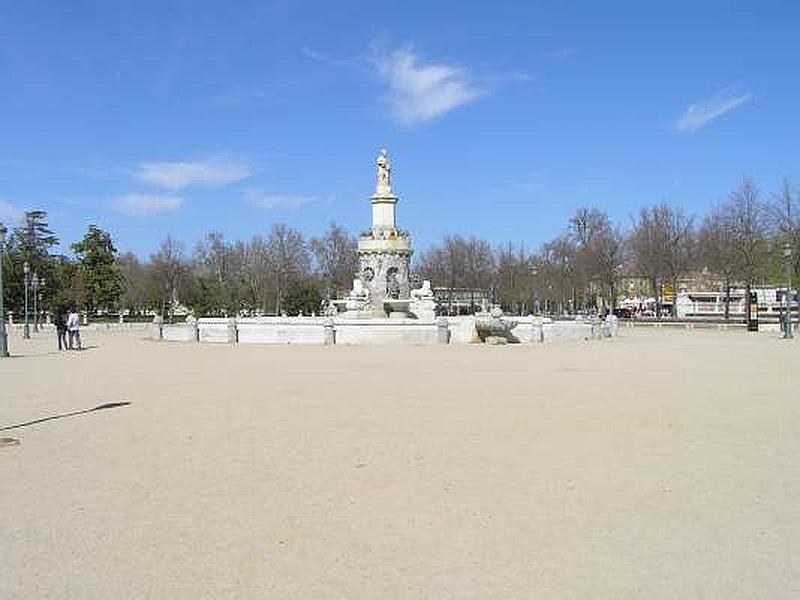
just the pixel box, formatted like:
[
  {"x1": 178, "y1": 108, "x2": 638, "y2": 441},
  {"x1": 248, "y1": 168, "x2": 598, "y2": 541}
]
[{"x1": 747, "y1": 291, "x2": 759, "y2": 332}]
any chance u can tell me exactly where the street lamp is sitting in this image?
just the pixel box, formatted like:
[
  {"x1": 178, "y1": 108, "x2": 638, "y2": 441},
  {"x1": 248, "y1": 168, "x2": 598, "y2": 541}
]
[
  {"x1": 784, "y1": 242, "x2": 793, "y2": 340},
  {"x1": 23, "y1": 261, "x2": 30, "y2": 339},
  {"x1": 32, "y1": 273, "x2": 40, "y2": 333},
  {"x1": 0, "y1": 223, "x2": 8, "y2": 357},
  {"x1": 40, "y1": 277, "x2": 46, "y2": 327}
]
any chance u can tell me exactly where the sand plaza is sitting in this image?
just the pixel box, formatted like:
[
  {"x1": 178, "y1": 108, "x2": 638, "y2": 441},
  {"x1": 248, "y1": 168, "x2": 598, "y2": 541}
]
[{"x1": 1, "y1": 327, "x2": 798, "y2": 598}]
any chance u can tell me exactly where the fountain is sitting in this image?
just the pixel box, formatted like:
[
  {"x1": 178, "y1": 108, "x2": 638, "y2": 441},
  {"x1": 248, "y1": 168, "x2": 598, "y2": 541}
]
[
  {"x1": 154, "y1": 149, "x2": 618, "y2": 346},
  {"x1": 332, "y1": 149, "x2": 430, "y2": 320}
]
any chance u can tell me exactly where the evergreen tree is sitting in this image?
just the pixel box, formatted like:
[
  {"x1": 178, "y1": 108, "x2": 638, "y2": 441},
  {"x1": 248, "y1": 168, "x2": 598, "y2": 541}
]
[
  {"x1": 71, "y1": 225, "x2": 123, "y2": 314},
  {"x1": 14, "y1": 210, "x2": 58, "y2": 265},
  {"x1": 7, "y1": 211, "x2": 59, "y2": 315}
]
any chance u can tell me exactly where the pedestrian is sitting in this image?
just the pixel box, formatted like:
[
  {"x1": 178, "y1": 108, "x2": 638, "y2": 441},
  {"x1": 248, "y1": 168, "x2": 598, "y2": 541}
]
[
  {"x1": 67, "y1": 307, "x2": 82, "y2": 350},
  {"x1": 55, "y1": 309, "x2": 68, "y2": 351}
]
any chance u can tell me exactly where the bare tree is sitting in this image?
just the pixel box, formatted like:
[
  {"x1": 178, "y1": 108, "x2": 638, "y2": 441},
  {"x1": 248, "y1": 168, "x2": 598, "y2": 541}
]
[
  {"x1": 567, "y1": 208, "x2": 624, "y2": 312},
  {"x1": 416, "y1": 235, "x2": 494, "y2": 312},
  {"x1": 653, "y1": 204, "x2": 695, "y2": 316},
  {"x1": 495, "y1": 242, "x2": 533, "y2": 314},
  {"x1": 698, "y1": 205, "x2": 737, "y2": 319},
  {"x1": 726, "y1": 178, "x2": 770, "y2": 318},
  {"x1": 593, "y1": 224, "x2": 626, "y2": 314},
  {"x1": 242, "y1": 235, "x2": 271, "y2": 313},
  {"x1": 630, "y1": 204, "x2": 694, "y2": 316},
  {"x1": 195, "y1": 231, "x2": 229, "y2": 288},
  {"x1": 151, "y1": 235, "x2": 189, "y2": 320},
  {"x1": 192, "y1": 231, "x2": 247, "y2": 314},
  {"x1": 535, "y1": 234, "x2": 577, "y2": 314},
  {"x1": 266, "y1": 224, "x2": 311, "y2": 314},
  {"x1": 771, "y1": 179, "x2": 800, "y2": 284},
  {"x1": 310, "y1": 222, "x2": 358, "y2": 298},
  {"x1": 117, "y1": 252, "x2": 158, "y2": 315},
  {"x1": 630, "y1": 207, "x2": 665, "y2": 313}
]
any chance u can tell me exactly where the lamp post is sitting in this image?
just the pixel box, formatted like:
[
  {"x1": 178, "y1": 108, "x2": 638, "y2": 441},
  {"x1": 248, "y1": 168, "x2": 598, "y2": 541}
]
[
  {"x1": 32, "y1": 272, "x2": 39, "y2": 333},
  {"x1": 784, "y1": 242, "x2": 794, "y2": 340},
  {"x1": 40, "y1": 277, "x2": 46, "y2": 326},
  {"x1": 0, "y1": 223, "x2": 8, "y2": 357},
  {"x1": 23, "y1": 261, "x2": 30, "y2": 339}
]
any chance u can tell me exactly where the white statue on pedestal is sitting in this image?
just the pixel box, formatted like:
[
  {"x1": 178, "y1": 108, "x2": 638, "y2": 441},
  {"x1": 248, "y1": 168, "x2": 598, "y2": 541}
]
[
  {"x1": 410, "y1": 280, "x2": 433, "y2": 299},
  {"x1": 376, "y1": 148, "x2": 391, "y2": 194},
  {"x1": 409, "y1": 279, "x2": 437, "y2": 322},
  {"x1": 345, "y1": 278, "x2": 371, "y2": 312}
]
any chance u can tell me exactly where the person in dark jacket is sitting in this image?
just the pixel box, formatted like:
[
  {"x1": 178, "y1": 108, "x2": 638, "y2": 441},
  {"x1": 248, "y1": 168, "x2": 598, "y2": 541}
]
[{"x1": 55, "y1": 310, "x2": 68, "y2": 351}]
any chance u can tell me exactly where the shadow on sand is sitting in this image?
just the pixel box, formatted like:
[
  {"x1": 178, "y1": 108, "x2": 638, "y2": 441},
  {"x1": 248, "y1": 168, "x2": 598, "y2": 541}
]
[
  {"x1": 4, "y1": 345, "x2": 100, "y2": 358},
  {"x1": 0, "y1": 402, "x2": 131, "y2": 432}
]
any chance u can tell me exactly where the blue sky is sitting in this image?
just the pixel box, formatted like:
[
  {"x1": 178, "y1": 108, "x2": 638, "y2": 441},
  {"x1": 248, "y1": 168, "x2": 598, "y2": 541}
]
[{"x1": 1, "y1": 1, "x2": 798, "y2": 257}]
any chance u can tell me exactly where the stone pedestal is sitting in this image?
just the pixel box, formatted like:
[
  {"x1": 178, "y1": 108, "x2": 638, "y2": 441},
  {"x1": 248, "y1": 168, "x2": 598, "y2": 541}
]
[
  {"x1": 186, "y1": 316, "x2": 199, "y2": 342},
  {"x1": 227, "y1": 318, "x2": 238, "y2": 344},
  {"x1": 0, "y1": 319, "x2": 9, "y2": 357},
  {"x1": 437, "y1": 318, "x2": 450, "y2": 344},
  {"x1": 151, "y1": 315, "x2": 164, "y2": 341},
  {"x1": 324, "y1": 319, "x2": 336, "y2": 345}
]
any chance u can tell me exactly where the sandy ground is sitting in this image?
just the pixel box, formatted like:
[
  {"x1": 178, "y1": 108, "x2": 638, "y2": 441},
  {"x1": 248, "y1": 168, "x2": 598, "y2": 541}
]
[{"x1": 0, "y1": 327, "x2": 798, "y2": 599}]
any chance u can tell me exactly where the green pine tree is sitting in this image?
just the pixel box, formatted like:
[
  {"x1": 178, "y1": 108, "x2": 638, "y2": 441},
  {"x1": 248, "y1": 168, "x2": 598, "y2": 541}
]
[{"x1": 71, "y1": 225, "x2": 123, "y2": 314}]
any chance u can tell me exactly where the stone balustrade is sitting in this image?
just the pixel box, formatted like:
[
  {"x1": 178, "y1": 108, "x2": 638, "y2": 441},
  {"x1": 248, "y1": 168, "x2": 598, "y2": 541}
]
[{"x1": 152, "y1": 314, "x2": 618, "y2": 346}]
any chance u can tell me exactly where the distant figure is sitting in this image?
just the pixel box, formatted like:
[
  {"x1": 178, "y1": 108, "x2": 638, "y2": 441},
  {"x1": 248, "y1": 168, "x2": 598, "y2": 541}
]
[
  {"x1": 67, "y1": 308, "x2": 82, "y2": 350},
  {"x1": 55, "y1": 311, "x2": 68, "y2": 351}
]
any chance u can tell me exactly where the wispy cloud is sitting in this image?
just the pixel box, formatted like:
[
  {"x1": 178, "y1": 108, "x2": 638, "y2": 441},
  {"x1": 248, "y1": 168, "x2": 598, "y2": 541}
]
[
  {"x1": 130, "y1": 156, "x2": 253, "y2": 191},
  {"x1": 0, "y1": 199, "x2": 23, "y2": 222},
  {"x1": 675, "y1": 88, "x2": 753, "y2": 133},
  {"x1": 372, "y1": 46, "x2": 482, "y2": 124},
  {"x1": 113, "y1": 193, "x2": 183, "y2": 216},
  {"x1": 244, "y1": 189, "x2": 317, "y2": 211},
  {"x1": 301, "y1": 46, "x2": 353, "y2": 68}
]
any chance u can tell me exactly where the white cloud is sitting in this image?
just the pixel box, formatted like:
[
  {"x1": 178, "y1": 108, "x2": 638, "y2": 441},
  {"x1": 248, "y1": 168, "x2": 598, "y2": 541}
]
[
  {"x1": 113, "y1": 193, "x2": 183, "y2": 216},
  {"x1": 301, "y1": 46, "x2": 352, "y2": 68},
  {"x1": 372, "y1": 47, "x2": 482, "y2": 124},
  {"x1": 0, "y1": 199, "x2": 23, "y2": 222},
  {"x1": 131, "y1": 157, "x2": 253, "y2": 191},
  {"x1": 245, "y1": 189, "x2": 316, "y2": 210},
  {"x1": 675, "y1": 88, "x2": 753, "y2": 133}
]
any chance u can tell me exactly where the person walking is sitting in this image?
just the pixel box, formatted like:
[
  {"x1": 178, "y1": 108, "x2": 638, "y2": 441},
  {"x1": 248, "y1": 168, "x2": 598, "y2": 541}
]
[
  {"x1": 55, "y1": 309, "x2": 68, "y2": 351},
  {"x1": 67, "y1": 308, "x2": 82, "y2": 350}
]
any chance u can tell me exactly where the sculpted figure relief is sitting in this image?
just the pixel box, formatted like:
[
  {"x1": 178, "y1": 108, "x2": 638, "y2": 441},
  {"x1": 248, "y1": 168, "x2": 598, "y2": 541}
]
[{"x1": 386, "y1": 267, "x2": 400, "y2": 299}]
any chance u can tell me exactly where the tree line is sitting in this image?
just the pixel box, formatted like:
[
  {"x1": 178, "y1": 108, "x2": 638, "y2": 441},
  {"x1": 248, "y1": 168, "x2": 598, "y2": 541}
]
[
  {"x1": 419, "y1": 178, "x2": 798, "y2": 316},
  {"x1": 1, "y1": 177, "x2": 798, "y2": 320}
]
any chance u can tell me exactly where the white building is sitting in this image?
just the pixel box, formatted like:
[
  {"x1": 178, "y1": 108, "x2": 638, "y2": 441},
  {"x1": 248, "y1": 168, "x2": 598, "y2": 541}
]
[{"x1": 675, "y1": 286, "x2": 797, "y2": 319}]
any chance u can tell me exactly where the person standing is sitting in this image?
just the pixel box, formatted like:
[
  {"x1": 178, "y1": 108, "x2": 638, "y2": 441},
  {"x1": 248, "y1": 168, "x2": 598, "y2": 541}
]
[
  {"x1": 67, "y1": 308, "x2": 82, "y2": 350},
  {"x1": 55, "y1": 310, "x2": 68, "y2": 351}
]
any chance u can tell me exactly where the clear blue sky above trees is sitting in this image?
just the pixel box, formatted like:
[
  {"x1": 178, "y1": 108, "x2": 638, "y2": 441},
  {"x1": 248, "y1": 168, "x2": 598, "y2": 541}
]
[{"x1": 0, "y1": 1, "x2": 798, "y2": 257}]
